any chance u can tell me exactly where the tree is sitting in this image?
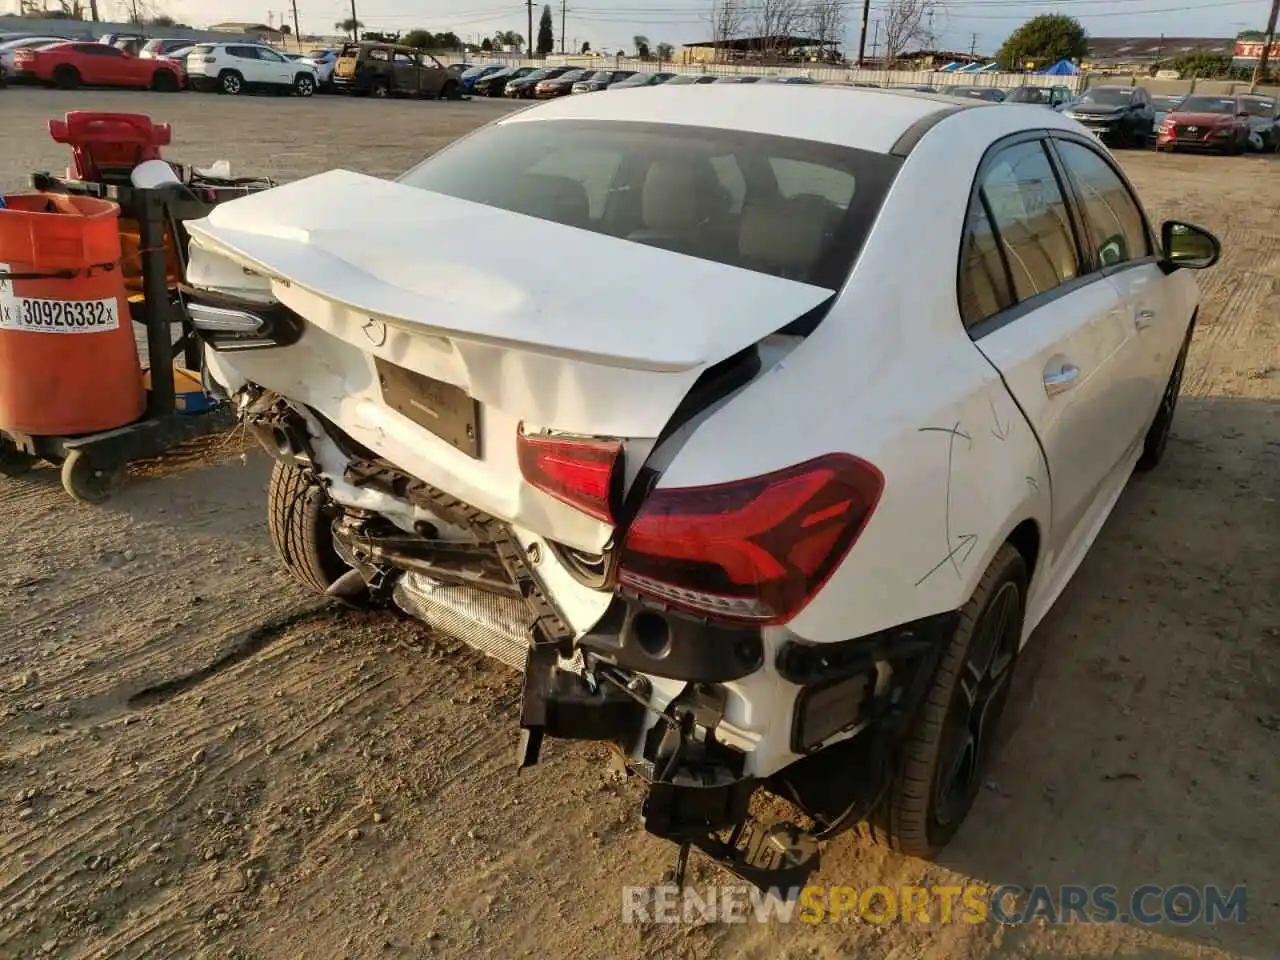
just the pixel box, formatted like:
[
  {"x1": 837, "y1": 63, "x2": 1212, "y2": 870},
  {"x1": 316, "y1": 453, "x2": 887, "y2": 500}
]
[
  {"x1": 279, "y1": 23, "x2": 291, "y2": 35},
  {"x1": 751, "y1": 0, "x2": 803, "y2": 59},
  {"x1": 655, "y1": 41, "x2": 674, "y2": 60},
  {"x1": 880, "y1": 0, "x2": 938, "y2": 63},
  {"x1": 708, "y1": 0, "x2": 744, "y2": 64},
  {"x1": 481, "y1": 37, "x2": 494, "y2": 52},
  {"x1": 537, "y1": 4, "x2": 555, "y2": 56},
  {"x1": 119, "y1": 0, "x2": 154, "y2": 25},
  {"x1": 633, "y1": 35, "x2": 650, "y2": 57},
  {"x1": 335, "y1": 18, "x2": 364, "y2": 40},
  {"x1": 580, "y1": 40, "x2": 591, "y2": 54},
  {"x1": 995, "y1": 15, "x2": 1087, "y2": 71},
  {"x1": 495, "y1": 30, "x2": 524, "y2": 52},
  {"x1": 805, "y1": 0, "x2": 845, "y2": 62},
  {"x1": 402, "y1": 29, "x2": 433, "y2": 50},
  {"x1": 436, "y1": 32, "x2": 461, "y2": 49}
]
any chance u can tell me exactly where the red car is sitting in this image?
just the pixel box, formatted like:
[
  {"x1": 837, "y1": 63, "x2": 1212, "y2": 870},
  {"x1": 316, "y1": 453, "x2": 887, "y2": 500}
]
[
  {"x1": 1156, "y1": 94, "x2": 1250, "y2": 154},
  {"x1": 13, "y1": 41, "x2": 182, "y2": 92}
]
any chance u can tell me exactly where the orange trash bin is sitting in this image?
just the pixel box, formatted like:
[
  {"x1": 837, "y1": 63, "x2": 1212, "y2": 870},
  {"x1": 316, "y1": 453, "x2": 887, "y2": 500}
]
[{"x1": 0, "y1": 192, "x2": 144, "y2": 437}]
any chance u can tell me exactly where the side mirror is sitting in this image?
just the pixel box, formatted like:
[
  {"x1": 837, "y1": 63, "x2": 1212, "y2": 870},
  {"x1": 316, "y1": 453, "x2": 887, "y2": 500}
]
[{"x1": 1161, "y1": 220, "x2": 1221, "y2": 270}]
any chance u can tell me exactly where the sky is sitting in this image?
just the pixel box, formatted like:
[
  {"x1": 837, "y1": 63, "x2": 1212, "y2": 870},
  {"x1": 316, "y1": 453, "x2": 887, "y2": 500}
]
[{"x1": 149, "y1": 0, "x2": 1272, "y2": 58}]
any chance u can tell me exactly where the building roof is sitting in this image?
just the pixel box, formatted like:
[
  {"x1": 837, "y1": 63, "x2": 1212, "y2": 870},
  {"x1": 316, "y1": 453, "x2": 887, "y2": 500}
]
[
  {"x1": 682, "y1": 35, "x2": 824, "y2": 49},
  {"x1": 209, "y1": 22, "x2": 281, "y2": 36},
  {"x1": 1083, "y1": 36, "x2": 1234, "y2": 62}
]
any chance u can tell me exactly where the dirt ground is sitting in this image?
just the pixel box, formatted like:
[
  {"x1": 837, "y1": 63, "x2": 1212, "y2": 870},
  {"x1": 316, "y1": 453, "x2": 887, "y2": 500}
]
[{"x1": 1, "y1": 88, "x2": 1278, "y2": 960}]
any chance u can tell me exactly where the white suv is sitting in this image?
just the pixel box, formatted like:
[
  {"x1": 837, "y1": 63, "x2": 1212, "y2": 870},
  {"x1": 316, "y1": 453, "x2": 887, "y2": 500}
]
[{"x1": 186, "y1": 42, "x2": 316, "y2": 97}]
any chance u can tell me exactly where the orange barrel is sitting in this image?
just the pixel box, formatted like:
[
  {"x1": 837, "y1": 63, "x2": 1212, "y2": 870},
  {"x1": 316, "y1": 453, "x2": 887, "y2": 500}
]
[{"x1": 0, "y1": 193, "x2": 144, "y2": 436}]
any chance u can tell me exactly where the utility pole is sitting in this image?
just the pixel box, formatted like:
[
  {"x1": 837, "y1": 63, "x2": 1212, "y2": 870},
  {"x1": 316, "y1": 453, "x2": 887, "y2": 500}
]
[
  {"x1": 527, "y1": 0, "x2": 534, "y2": 57},
  {"x1": 969, "y1": 33, "x2": 977, "y2": 57},
  {"x1": 291, "y1": 0, "x2": 301, "y2": 51},
  {"x1": 870, "y1": 20, "x2": 880, "y2": 62},
  {"x1": 1252, "y1": 0, "x2": 1279, "y2": 90},
  {"x1": 349, "y1": 0, "x2": 359, "y2": 40},
  {"x1": 560, "y1": 0, "x2": 567, "y2": 55},
  {"x1": 856, "y1": 0, "x2": 871, "y2": 66}
]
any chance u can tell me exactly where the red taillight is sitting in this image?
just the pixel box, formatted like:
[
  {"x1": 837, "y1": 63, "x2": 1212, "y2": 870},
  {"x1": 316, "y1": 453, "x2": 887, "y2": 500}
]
[
  {"x1": 517, "y1": 427, "x2": 621, "y2": 523},
  {"x1": 617, "y1": 454, "x2": 883, "y2": 625}
]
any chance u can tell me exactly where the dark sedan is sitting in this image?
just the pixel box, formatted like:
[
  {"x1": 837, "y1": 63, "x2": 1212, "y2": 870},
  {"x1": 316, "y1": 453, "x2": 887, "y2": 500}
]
[
  {"x1": 473, "y1": 65, "x2": 535, "y2": 97},
  {"x1": 532, "y1": 67, "x2": 592, "y2": 98},
  {"x1": 941, "y1": 84, "x2": 1003, "y2": 101},
  {"x1": 571, "y1": 69, "x2": 635, "y2": 93},
  {"x1": 713, "y1": 75, "x2": 762, "y2": 83},
  {"x1": 505, "y1": 65, "x2": 577, "y2": 98},
  {"x1": 608, "y1": 71, "x2": 675, "y2": 89},
  {"x1": 664, "y1": 73, "x2": 720, "y2": 85},
  {"x1": 1061, "y1": 85, "x2": 1156, "y2": 147}
]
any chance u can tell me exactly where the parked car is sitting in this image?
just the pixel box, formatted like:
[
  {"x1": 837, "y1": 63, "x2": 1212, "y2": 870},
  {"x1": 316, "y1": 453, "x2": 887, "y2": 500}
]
[
  {"x1": 139, "y1": 37, "x2": 195, "y2": 59},
  {"x1": 533, "y1": 67, "x2": 592, "y2": 98},
  {"x1": 714, "y1": 75, "x2": 762, "y2": 83},
  {"x1": 608, "y1": 71, "x2": 675, "y2": 88},
  {"x1": 161, "y1": 44, "x2": 194, "y2": 77},
  {"x1": 1156, "y1": 94, "x2": 1251, "y2": 154},
  {"x1": 302, "y1": 49, "x2": 338, "y2": 87},
  {"x1": 185, "y1": 86, "x2": 1219, "y2": 882},
  {"x1": 505, "y1": 65, "x2": 576, "y2": 98},
  {"x1": 664, "y1": 73, "x2": 720, "y2": 85},
  {"x1": 13, "y1": 41, "x2": 182, "y2": 91},
  {"x1": 941, "y1": 84, "x2": 1002, "y2": 101},
  {"x1": 0, "y1": 36, "x2": 67, "y2": 77},
  {"x1": 1003, "y1": 85, "x2": 1072, "y2": 109},
  {"x1": 893, "y1": 83, "x2": 939, "y2": 93},
  {"x1": 473, "y1": 65, "x2": 535, "y2": 97},
  {"x1": 1239, "y1": 93, "x2": 1279, "y2": 152},
  {"x1": 759, "y1": 75, "x2": 817, "y2": 84},
  {"x1": 459, "y1": 63, "x2": 503, "y2": 93},
  {"x1": 186, "y1": 42, "x2": 317, "y2": 97},
  {"x1": 331, "y1": 41, "x2": 457, "y2": 99},
  {"x1": 571, "y1": 69, "x2": 635, "y2": 93},
  {"x1": 1061, "y1": 85, "x2": 1155, "y2": 147},
  {"x1": 1150, "y1": 94, "x2": 1184, "y2": 134}
]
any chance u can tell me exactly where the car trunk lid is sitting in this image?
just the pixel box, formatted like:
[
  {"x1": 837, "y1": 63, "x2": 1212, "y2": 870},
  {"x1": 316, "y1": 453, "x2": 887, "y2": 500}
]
[{"x1": 186, "y1": 169, "x2": 832, "y2": 551}]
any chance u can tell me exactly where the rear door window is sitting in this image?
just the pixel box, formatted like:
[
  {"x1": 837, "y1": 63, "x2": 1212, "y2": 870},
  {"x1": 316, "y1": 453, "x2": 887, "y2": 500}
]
[{"x1": 1053, "y1": 139, "x2": 1150, "y2": 268}]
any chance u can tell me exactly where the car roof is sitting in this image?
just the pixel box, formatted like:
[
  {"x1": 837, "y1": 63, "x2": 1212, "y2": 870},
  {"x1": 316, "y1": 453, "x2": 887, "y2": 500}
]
[{"x1": 502, "y1": 86, "x2": 982, "y2": 154}]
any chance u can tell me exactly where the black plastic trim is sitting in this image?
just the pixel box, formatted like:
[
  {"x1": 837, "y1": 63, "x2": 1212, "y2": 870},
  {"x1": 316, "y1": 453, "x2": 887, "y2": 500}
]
[
  {"x1": 578, "y1": 596, "x2": 765, "y2": 683},
  {"x1": 889, "y1": 104, "x2": 973, "y2": 157},
  {"x1": 776, "y1": 610, "x2": 959, "y2": 686}
]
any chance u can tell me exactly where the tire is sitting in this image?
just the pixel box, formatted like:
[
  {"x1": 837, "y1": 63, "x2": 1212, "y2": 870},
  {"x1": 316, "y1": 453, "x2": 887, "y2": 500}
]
[
  {"x1": 267, "y1": 460, "x2": 350, "y2": 595},
  {"x1": 61, "y1": 449, "x2": 125, "y2": 504},
  {"x1": 371, "y1": 79, "x2": 389, "y2": 98},
  {"x1": 1136, "y1": 317, "x2": 1194, "y2": 471},
  {"x1": 439, "y1": 79, "x2": 459, "y2": 100},
  {"x1": 151, "y1": 69, "x2": 179, "y2": 92},
  {"x1": 219, "y1": 70, "x2": 243, "y2": 95},
  {"x1": 867, "y1": 543, "x2": 1028, "y2": 858},
  {"x1": 0, "y1": 439, "x2": 37, "y2": 479},
  {"x1": 53, "y1": 65, "x2": 80, "y2": 90},
  {"x1": 294, "y1": 73, "x2": 315, "y2": 97}
]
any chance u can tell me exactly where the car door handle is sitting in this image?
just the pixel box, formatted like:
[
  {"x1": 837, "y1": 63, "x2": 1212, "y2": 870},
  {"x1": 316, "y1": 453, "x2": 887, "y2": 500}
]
[
  {"x1": 1043, "y1": 364, "x2": 1079, "y2": 395},
  {"x1": 1135, "y1": 309, "x2": 1156, "y2": 330}
]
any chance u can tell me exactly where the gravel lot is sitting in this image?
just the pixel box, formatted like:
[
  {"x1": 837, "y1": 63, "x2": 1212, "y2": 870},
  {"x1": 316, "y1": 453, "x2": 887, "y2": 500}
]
[{"x1": 0, "y1": 87, "x2": 1278, "y2": 960}]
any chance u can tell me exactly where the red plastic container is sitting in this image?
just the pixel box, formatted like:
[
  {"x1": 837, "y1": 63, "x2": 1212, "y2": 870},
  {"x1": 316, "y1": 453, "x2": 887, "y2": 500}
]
[
  {"x1": 49, "y1": 112, "x2": 172, "y2": 183},
  {"x1": 0, "y1": 192, "x2": 144, "y2": 436}
]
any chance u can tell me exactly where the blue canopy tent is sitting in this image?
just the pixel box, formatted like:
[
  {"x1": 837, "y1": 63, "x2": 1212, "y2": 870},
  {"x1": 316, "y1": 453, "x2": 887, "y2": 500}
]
[{"x1": 1040, "y1": 58, "x2": 1080, "y2": 75}]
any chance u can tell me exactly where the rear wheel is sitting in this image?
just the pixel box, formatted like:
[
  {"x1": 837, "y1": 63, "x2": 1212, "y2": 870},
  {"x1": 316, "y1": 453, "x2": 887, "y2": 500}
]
[
  {"x1": 867, "y1": 544, "x2": 1027, "y2": 858},
  {"x1": 1136, "y1": 317, "x2": 1194, "y2": 471},
  {"x1": 61, "y1": 450, "x2": 126, "y2": 504},
  {"x1": 151, "y1": 69, "x2": 178, "y2": 92},
  {"x1": 53, "y1": 65, "x2": 80, "y2": 89},
  {"x1": 371, "y1": 79, "x2": 389, "y2": 98},
  {"x1": 219, "y1": 70, "x2": 243, "y2": 95},
  {"x1": 0, "y1": 439, "x2": 37, "y2": 479},
  {"x1": 439, "y1": 78, "x2": 459, "y2": 100},
  {"x1": 294, "y1": 73, "x2": 315, "y2": 97},
  {"x1": 267, "y1": 460, "x2": 350, "y2": 595}
]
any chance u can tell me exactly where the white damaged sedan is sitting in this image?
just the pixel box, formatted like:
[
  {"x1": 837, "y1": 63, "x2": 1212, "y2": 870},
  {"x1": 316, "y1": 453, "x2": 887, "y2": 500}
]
[{"x1": 184, "y1": 86, "x2": 1220, "y2": 887}]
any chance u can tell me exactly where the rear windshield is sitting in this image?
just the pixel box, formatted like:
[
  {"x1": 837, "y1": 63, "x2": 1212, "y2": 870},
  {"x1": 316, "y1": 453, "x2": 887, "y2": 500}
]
[
  {"x1": 1151, "y1": 95, "x2": 1182, "y2": 110},
  {"x1": 1177, "y1": 96, "x2": 1236, "y2": 114},
  {"x1": 1006, "y1": 86, "x2": 1050, "y2": 104},
  {"x1": 398, "y1": 119, "x2": 900, "y2": 289},
  {"x1": 1241, "y1": 97, "x2": 1276, "y2": 117}
]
